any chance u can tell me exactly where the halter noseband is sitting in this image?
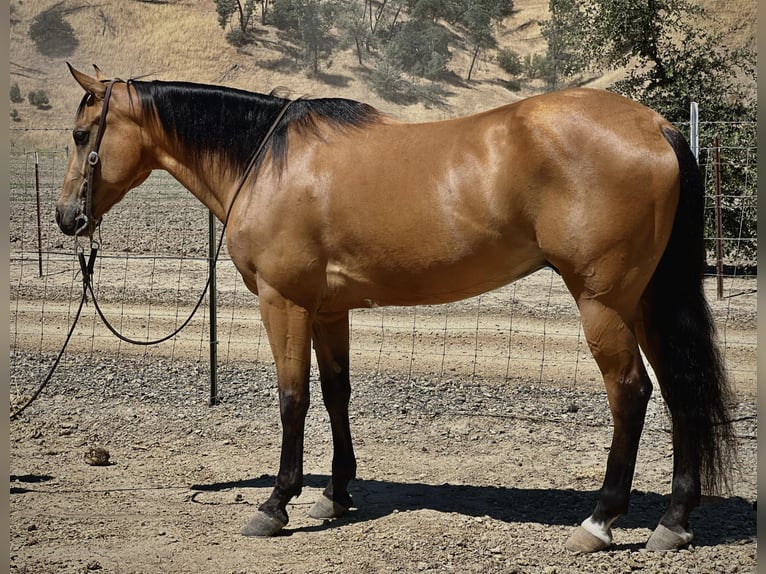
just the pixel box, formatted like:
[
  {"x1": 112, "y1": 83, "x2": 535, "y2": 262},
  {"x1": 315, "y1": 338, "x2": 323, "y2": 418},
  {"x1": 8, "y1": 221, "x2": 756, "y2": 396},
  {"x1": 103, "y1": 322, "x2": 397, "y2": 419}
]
[{"x1": 74, "y1": 79, "x2": 117, "y2": 236}]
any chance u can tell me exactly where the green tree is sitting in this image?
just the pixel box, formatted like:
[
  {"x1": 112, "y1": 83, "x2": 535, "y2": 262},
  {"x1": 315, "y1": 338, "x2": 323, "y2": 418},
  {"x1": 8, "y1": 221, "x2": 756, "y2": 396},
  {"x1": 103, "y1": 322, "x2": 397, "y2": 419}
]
[
  {"x1": 214, "y1": 0, "x2": 257, "y2": 46},
  {"x1": 460, "y1": 0, "x2": 513, "y2": 81},
  {"x1": 550, "y1": 0, "x2": 756, "y2": 260},
  {"x1": 272, "y1": 0, "x2": 337, "y2": 74},
  {"x1": 405, "y1": 0, "x2": 454, "y2": 23},
  {"x1": 569, "y1": 0, "x2": 754, "y2": 123},
  {"x1": 259, "y1": 0, "x2": 272, "y2": 24},
  {"x1": 393, "y1": 0, "x2": 512, "y2": 81},
  {"x1": 385, "y1": 18, "x2": 451, "y2": 79},
  {"x1": 336, "y1": 0, "x2": 372, "y2": 65},
  {"x1": 540, "y1": 0, "x2": 586, "y2": 89}
]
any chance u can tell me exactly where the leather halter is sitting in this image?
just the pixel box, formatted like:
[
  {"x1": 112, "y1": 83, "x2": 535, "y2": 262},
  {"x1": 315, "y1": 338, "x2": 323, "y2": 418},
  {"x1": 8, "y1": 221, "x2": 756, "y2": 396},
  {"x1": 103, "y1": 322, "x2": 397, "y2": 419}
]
[{"x1": 74, "y1": 79, "x2": 117, "y2": 236}]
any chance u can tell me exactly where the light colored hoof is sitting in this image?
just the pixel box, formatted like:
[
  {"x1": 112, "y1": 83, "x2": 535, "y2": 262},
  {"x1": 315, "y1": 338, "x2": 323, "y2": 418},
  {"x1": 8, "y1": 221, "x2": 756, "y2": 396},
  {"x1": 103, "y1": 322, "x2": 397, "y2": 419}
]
[
  {"x1": 308, "y1": 494, "x2": 350, "y2": 520},
  {"x1": 646, "y1": 524, "x2": 693, "y2": 551},
  {"x1": 565, "y1": 525, "x2": 612, "y2": 554},
  {"x1": 240, "y1": 511, "x2": 287, "y2": 537}
]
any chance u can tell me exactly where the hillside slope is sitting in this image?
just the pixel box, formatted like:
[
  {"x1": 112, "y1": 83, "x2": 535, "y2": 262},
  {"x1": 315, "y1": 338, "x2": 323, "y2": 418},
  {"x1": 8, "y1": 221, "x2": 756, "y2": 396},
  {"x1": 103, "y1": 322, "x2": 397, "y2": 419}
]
[{"x1": 9, "y1": 0, "x2": 756, "y2": 149}]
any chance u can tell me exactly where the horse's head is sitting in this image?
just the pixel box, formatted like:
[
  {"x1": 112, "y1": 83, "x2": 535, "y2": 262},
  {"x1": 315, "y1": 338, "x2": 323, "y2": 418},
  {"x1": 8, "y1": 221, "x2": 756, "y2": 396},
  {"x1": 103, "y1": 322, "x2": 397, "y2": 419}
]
[{"x1": 56, "y1": 64, "x2": 152, "y2": 236}]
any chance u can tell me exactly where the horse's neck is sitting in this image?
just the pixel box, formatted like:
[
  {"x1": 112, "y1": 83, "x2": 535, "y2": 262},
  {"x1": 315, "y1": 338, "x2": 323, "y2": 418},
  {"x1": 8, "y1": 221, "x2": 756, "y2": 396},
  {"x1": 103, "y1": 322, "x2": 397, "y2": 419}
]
[{"x1": 153, "y1": 148, "x2": 238, "y2": 224}]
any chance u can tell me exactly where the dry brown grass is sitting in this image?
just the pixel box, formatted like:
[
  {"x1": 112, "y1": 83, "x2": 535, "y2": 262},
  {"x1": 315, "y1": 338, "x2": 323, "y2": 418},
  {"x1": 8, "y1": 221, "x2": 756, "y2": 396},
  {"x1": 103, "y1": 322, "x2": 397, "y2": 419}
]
[
  {"x1": 9, "y1": 0, "x2": 755, "y2": 149},
  {"x1": 700, "y1": 0, "x2": 757, "y2": 52}
]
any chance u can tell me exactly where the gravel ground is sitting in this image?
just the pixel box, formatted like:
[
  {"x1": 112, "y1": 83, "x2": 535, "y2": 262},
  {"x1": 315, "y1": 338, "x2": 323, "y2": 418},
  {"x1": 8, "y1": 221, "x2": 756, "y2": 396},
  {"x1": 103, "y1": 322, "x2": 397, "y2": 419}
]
[{"x1": 9, "y1": 350, "x2": 757, "y2": 574}]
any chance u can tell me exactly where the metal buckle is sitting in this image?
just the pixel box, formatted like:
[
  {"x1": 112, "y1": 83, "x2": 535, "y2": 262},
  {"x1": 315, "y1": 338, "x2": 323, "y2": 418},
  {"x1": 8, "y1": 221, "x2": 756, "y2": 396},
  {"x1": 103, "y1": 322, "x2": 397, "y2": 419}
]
[
  {"x1": 74, "y1": 213, "x2": 89, "y2": 236},
  {"x1": 87, "y1": 150, "x2": 100, "y2": 166}
]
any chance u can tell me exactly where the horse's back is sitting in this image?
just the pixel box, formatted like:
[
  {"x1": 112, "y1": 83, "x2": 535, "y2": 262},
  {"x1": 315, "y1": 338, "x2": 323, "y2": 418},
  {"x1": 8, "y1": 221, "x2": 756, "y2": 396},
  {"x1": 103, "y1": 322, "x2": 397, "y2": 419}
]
[{"x1": 240, "y1": 88, "x2": 681, "y2": 312}]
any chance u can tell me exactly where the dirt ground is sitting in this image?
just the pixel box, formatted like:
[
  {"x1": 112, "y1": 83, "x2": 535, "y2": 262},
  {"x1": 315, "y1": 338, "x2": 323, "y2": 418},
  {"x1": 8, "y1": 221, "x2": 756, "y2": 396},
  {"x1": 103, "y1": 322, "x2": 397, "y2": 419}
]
[
  {"x1": 8, "y1": 349, "x2": 758, "y2": 574},
  {"x1": 10, "y1": 184, "x2": 758, "y2": 573},
  {"x1": 10, "y1": 291, "x2": 758, "y2": 573}
]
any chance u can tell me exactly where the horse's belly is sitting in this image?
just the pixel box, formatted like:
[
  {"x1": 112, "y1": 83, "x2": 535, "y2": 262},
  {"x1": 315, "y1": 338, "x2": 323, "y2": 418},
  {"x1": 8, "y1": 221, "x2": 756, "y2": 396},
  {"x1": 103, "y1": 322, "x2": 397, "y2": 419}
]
[{"x1": 323, "y1": 247, "x2": 546, "y2": 310}]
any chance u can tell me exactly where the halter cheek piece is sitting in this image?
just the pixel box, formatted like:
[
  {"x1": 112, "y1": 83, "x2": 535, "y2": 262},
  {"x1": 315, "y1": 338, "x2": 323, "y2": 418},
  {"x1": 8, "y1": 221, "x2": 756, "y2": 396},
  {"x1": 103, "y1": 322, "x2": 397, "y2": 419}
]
[{"x1": 74, "y1": 80, "x2": 117, "y2": 236}]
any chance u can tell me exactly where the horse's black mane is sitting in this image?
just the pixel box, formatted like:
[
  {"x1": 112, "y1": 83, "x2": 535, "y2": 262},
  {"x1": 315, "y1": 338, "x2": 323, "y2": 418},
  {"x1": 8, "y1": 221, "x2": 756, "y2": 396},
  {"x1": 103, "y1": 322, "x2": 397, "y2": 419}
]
[{"x1": 129, "y1": 80, "x2": 381, "y2": 175}]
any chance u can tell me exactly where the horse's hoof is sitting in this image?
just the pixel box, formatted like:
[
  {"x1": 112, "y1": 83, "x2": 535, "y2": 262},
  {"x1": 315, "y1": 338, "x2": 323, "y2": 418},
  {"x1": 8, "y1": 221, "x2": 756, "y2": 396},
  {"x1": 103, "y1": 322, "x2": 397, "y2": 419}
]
[
  {"x1": 308, "y1": 494, "x2": 350, "y2": 520},
  {"x1": 646, "y1": 524, "x2": 693, "y2": 551},
  {"x1": 565, "y1": 525, "x2": 612, "y2": 554},
  {"x1": 240, "y1": 511, "x2": 287, "y2": 537}
]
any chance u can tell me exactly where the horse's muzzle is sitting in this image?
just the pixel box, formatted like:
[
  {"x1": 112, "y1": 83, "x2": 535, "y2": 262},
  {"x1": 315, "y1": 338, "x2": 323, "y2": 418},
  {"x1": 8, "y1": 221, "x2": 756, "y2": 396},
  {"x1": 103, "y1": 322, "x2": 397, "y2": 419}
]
[
  {"x1": 55, "y1": 204, "x2": 77, "y2": 236},
  {"x1": 55, "y1": 203, "x2": 98, "y2": 236}
]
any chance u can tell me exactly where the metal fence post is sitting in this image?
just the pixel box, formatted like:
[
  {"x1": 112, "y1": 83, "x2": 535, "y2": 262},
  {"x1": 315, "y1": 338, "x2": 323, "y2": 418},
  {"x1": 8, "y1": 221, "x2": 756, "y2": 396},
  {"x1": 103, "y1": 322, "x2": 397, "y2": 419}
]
[
  {"x1": 34, "y1": 152, "x2": 43, "y2": 277},
  {"x1": 208, "y1": 210, "x2": 219, "y2": 405},
  {"x1": 713, "y1": 137, "x2": 724, "y2": 300},
  {"x1": 689, "y1": 101, "x2": 699, "y2": 163}
]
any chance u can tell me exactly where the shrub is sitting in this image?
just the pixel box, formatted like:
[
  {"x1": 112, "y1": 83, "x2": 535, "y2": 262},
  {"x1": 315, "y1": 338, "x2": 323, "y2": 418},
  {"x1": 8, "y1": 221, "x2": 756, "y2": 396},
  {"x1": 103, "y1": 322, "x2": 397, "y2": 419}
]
[
  {"x1": 368, "y1": 55, "x2": 447, "y2": 107},
  {"x1": 496, "y1": 48, "x2": 523, "y2": 76},
  {"x1": 28, "y1": 90, "x2": 50, "y2": 108},
  {"x1": 386, "y1": 20, "x2": 451, "y2": 80},
  {"x1": 10, "y1": 83, "x2": 23, "y2": 103},
  {"x1": 369, "y1": 58, "x2": 413, "y2": 103},
  {"x1": 225, "y1": 28, "x2": 252, "y2": 47}
]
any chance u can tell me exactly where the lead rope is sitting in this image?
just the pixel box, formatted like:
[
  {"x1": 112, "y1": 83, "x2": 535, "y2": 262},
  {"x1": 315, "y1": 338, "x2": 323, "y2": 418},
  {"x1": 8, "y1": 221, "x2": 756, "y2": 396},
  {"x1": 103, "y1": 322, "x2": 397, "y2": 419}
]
[{"x1": 10, "y1": 96, "x2": 297, "y2": 421}]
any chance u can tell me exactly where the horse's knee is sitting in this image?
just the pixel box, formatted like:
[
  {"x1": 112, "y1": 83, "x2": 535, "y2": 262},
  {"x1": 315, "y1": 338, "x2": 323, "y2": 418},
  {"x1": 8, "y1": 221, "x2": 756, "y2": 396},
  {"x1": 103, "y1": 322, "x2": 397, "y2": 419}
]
[{"x1": 279, "y1": 389, "x2": 310, "y2": 422}]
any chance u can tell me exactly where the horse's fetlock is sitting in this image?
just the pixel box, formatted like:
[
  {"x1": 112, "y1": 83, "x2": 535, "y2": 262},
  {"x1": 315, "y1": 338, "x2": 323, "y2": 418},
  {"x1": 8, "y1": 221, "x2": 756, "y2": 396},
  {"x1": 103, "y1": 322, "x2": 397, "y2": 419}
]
[
  {"x1": 258, "y1": 500, "x2": 289, "y2": 526},
  {"x1": 596, "y1": 487, "x2": 630, "y2": 518}
]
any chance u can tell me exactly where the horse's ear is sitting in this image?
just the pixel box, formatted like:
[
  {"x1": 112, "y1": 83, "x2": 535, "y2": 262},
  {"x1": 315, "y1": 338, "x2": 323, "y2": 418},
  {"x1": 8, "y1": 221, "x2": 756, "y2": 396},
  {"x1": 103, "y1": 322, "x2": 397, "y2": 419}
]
[
  {"x1": 67, "y1": 62, "x2": 107, "y2": 100},
  {"x1": 92, "y1": 64, "x2": 106, "y2": 81}
]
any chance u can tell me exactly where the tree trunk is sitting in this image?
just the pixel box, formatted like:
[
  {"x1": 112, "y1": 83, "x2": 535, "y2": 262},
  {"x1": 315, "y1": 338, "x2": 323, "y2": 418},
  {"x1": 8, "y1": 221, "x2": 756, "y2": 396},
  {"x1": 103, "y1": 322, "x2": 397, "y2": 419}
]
[
  {"x1": 372, "y1": 0, "x2": 388, "y2": 35},
  {"x1": 236, "y1": 0, "x2": 245, "y2": 33},
  {"x1": 467, "y1": 45, "x2": 480, "y2": 81},
  {"x1": 355, "y1": 38, "x2": 364, "y2": 66}
]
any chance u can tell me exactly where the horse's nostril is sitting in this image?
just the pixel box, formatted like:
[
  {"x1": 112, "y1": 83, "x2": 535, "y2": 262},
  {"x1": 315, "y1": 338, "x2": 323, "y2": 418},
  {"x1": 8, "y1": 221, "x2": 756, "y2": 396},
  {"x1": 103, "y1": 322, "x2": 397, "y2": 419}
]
[{"x1": 54, "y1": 206, "x2": 61, "y2": 224}]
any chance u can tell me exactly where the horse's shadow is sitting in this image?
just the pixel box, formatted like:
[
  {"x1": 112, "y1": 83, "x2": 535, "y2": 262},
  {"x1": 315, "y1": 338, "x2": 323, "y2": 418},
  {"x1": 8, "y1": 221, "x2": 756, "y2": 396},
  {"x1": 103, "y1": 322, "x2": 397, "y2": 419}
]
[
  {"x1": 191, "y1": 474, "x2": 756, "y2": 548},
  {"x1": 10, "y1": 473, "x2": 55, "y2": 494}
]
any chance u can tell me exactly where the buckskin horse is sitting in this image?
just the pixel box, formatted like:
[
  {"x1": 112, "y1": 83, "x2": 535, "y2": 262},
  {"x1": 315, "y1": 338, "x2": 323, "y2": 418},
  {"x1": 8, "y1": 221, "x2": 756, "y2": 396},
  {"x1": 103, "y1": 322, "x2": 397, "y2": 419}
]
[{"x1": 56, "y1": 64, "x2": 735, "y2": 553}]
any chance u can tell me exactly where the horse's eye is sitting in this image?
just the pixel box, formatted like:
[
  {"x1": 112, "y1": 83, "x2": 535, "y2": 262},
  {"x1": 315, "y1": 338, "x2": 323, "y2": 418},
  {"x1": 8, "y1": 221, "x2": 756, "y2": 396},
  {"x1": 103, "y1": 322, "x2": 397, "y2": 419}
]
[{"x1": 73, "y1": 130, "x2": 89, "y2": 146}]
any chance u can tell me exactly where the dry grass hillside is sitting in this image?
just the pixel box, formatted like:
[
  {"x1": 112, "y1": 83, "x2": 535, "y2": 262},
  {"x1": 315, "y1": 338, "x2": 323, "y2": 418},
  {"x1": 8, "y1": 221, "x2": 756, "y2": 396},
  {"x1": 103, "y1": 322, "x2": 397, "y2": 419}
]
[{"x1": 9, "y1": 0, "x2": 756, "y2": 149}]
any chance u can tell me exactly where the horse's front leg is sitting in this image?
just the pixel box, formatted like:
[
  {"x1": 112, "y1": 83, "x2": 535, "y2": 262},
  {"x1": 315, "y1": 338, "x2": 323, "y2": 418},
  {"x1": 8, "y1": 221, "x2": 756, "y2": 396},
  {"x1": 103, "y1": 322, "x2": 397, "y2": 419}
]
[
  {"x1": 308, "y1": 311, "x2": 356, "y2": 521},
  {"x1": 241, "y1": 283, "x2": 314, "y2": 537}
]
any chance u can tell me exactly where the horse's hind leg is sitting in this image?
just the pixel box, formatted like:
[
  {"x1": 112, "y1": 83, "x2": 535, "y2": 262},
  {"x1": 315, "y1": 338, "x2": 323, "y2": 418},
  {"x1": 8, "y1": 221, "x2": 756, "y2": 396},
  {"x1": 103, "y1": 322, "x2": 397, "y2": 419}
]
[
  {"x1": 308, "y1": 311, "x2": 357, "y2": 520},
  {"x1": 634, "y1": 316, "x2": 697, "y2": 550},
  {"x1": 634, "y1": 299, "x2": 720, "y2": 551},
  {"x1": 564, "y1": 296, "x2": 653, "y2": 553}
]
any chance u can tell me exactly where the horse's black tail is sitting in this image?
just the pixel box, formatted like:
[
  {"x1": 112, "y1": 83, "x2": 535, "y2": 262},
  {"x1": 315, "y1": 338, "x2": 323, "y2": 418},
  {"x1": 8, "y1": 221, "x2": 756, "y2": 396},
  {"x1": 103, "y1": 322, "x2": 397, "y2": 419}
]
[{"x1": 645, "y1": 126, "x2": 737, "y2": 494}]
